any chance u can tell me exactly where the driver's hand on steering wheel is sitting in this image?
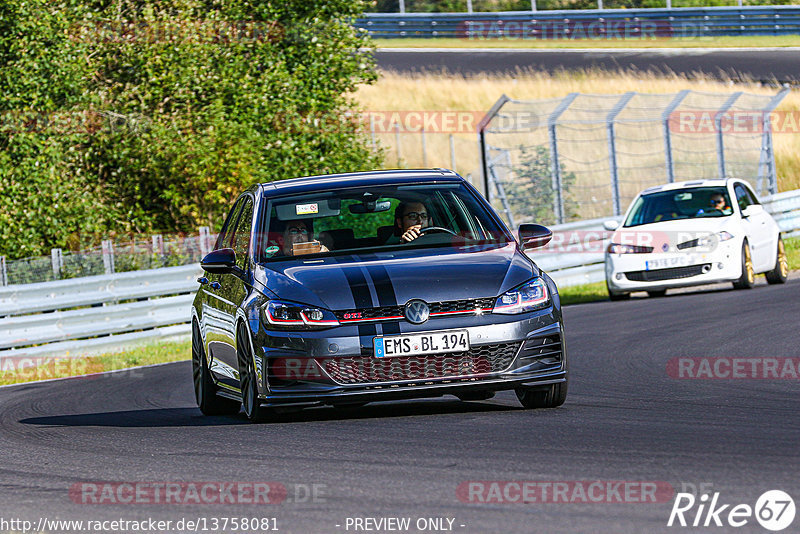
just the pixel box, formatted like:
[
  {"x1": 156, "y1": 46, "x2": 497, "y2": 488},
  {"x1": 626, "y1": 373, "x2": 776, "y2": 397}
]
[{"x1": 401, "y1": 224, "x2": 423, "y2": 243}]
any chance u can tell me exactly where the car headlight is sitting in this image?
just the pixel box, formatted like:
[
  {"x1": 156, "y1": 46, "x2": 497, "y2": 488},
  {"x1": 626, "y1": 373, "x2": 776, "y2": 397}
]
[
  {"x1": 607, "y1": 243, "x2": 653, "y2": 254},
  {"x1": 718, "y1": 231, "x2": 734, "y2": 242},
  {"x1": 677, "y1": 231, "x2": 735, "y2": 250},
  {"x1": 262, "y1": 300, "x2": 339, "y2": 330},
  {"x1": 493, "y1": 278, "x2": 550, "y2": 315}
]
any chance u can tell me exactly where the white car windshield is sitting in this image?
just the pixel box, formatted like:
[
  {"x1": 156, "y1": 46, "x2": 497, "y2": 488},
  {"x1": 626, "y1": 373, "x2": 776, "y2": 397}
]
[{"x1": 624, "y1": 187, "x2": 733, "y2": 228}]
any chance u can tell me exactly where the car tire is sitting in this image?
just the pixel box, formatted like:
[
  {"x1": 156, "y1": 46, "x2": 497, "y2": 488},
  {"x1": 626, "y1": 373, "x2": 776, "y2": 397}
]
[
  {"x1": 236, "y1": 322, "x2": 274, "y2": 423},
  {"x1": 765, "y1": 237, "x2": 789, "y2": 285},
  {"x1": 192, "y1": 322, "x2": 240, "y2": 416},
  {"x1": 456, "y1": 391, "x2": 495, "y2": 402},
  {"x1": 733, "y1": 240, "x2": 755, "y2": 290},
  {"x1": 515, "y1": 378, "x2": 568, "y2": 409},
  {"x1": 606, "y1": 281, "x2": 630, "y2": 301},
  {"x1": 647, "y1": 290, "x2": 667, "y2": 298}
]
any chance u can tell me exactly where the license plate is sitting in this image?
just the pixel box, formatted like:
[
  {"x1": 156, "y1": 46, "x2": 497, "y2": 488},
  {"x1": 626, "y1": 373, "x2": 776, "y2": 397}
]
[
  {"x1": 373, "y1": 330, "x2": 470, "y2": 358},
  {"x1": 645, "y1": 256, "x2": 692, "y2": 270}
]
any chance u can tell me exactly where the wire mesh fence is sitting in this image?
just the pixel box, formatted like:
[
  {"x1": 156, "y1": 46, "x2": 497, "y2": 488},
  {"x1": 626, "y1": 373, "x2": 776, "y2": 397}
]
[
  {"x1": 480, "y1": 88, "x2": 789, "y2": 229},
  {"x1": 1, "y1": 231, "x2": 215, "y2": 286}
]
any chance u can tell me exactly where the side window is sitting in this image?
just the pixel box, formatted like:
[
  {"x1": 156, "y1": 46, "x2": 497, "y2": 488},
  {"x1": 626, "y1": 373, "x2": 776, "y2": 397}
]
[
  {"x1": 214, "y1": 199, "x2": 244, "y2": 251},
  {"x1": 734, "y1": 184, "x2": 752, "y2": 211},
  {"x1": 743, "y1": 184, "x2": 761, "y2": 205},
  {"x1": 232, "y1": 197, "x2": 254, "y2": 270}
]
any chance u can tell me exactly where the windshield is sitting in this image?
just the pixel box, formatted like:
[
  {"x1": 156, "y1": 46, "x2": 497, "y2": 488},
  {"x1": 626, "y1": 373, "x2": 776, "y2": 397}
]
[
  {"x1": 256, "y1": 183, "x2": 512, "y2": 262},
  {"x1": 624, "y1": 187, "x2": 733, "y2": 228}
]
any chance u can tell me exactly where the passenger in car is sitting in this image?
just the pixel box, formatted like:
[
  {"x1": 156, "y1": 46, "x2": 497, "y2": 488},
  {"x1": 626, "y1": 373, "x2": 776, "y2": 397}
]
[
  {"x1": 384, "y1": 201, "x2": 430, "y2": 244},
  {"x1": 276, "y1": 219, "x2": 329, "y2": 256}
]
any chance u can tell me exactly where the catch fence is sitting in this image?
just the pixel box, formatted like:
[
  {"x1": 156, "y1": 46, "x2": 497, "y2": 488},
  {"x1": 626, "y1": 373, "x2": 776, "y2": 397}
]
[{"x1": 479, "y1": 88, "x2": 789, "y2": 229}]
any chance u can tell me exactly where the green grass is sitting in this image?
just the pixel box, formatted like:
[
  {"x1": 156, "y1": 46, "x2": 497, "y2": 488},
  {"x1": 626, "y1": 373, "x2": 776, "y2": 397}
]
[
  {"x1": 786, "y1": 236, "x2": 800, "y2": 271},
  {"x1": 376, "y1": 35, "x2": 800, "y2": 49},
  {"x1": 0, "y1": 339, "x2": 190, "y2": 386}
]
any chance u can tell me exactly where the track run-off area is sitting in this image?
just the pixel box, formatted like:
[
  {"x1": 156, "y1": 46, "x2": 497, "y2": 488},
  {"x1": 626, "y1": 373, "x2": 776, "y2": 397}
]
[
  {"x1": 0, "y1": 278, "x2": 798, "y2": 533},
  {"x1": 376, "y1": 47, "x2": 800, "y2": 84}
]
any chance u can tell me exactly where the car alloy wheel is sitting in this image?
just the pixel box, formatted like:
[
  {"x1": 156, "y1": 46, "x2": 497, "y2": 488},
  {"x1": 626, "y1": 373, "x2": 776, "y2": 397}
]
[
  {"x1": 733, "y1": 241, "x2": 755, "y2": 290},
  {"x1": 237, "y1": 323, "x2": 272, "y2": 422},
  {"x1": 192, "y1": 322, "x2": 240, "y2": 416},
  {"x1": 765, "y1": 238, "x2": 788, "y2": 285}
]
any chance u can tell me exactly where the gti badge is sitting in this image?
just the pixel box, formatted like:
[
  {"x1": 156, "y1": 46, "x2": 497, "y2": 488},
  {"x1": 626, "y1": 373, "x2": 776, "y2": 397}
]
[{"x1": 404, "y1": 299, "x2": 430, "y2": 324}]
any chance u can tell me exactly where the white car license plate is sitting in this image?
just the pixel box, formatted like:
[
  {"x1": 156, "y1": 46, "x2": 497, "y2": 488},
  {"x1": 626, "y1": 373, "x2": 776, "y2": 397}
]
[
  {"x1": 373, "y1": 330, "x2": 470, "y2": 358},
  {"x1": 645, "y1": 256, "x2": 692, "y2": 270}
]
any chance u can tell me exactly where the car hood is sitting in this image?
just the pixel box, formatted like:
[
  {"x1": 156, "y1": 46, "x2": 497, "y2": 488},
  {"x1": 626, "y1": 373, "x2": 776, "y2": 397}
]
[
  {"x1": 254, "y1": 243, "x2": 537, "y2": 310},
  {"x1": 613, "y1": 217, "x2": 738, "y2": 250}
]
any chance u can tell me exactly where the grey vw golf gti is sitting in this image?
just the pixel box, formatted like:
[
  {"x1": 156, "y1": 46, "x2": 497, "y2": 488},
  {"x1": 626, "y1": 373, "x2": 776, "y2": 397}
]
[{"x1": 192, "y1": 169, "x2": 568, "y2": 421}]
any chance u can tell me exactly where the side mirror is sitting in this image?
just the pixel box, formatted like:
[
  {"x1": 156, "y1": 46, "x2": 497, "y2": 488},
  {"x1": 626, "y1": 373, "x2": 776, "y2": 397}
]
[
  {"x1": 518, "y1": 224, "x2": 552, "y2": 250},
  {"x1": 603, "y1": 220, "x2": 620, "y2": 231},
  {"x1": 741, "y1": 204, "x2": 763, "y2": 218},
  {"x1": 201, "y1": 248, "x2": 236, "y2": 274}
]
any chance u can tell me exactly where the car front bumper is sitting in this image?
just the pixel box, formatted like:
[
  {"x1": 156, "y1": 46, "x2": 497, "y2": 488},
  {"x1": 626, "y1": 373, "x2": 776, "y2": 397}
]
[
  {"x1": 251, "y1": 309, "x2": 567, "y2": 407},
  {"x1": 605, "y1": 240, "x2": 743, "y2": 293}
]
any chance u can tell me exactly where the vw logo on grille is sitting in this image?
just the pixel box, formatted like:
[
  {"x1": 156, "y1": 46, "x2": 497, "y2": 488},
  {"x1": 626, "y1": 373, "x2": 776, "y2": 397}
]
[{"x1": 404, "y1": 299, "x2": 430, "y2": 324}]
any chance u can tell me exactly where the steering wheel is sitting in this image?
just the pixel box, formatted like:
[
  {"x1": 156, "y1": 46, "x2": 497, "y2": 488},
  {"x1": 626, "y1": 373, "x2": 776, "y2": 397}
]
[{"x1": 418, "y1": 226, "x2": 458, "y2": 237}]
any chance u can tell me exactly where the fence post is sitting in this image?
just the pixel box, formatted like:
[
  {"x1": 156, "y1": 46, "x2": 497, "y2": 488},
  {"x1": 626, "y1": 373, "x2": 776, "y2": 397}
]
[
  {"x1": 394, "y1": 122, "x2": 403, "y2": 166},
  {"x1": 467, "y1": 0, "x2": 473, "y2": 13},
  {"x1": 531, "y1": 0, "x2": 537, "y2": 11},
  {"x1": 449, "y1": 134, "x2": 456, "y2": 171},
  {"x1": 758, "y1": 88, "x2": 790, "y2": 195},
  {"x1": 421, "y1": 127, "x2": 428, "y2": 167},
  {"x1": 102, "y1": 240, "x2": 115, "y2": 274},
  {"x1": 199, "y1": 226, "x2": 211, "y2": 258},
  {"x1": 715, "y1": 92, "x2": 742, "y2": 180},
  {"x1": 606, "y1": 92, "x2": 636, "y2": 217},
  {"x1": 399, "y1": 0, "x2": 405, "y2": 14},
  {"x1": 662, "y1": 89, "x2": 690, "y2": 183},
  {"x1": 152, "y1": 234, "x2": 164, "y2": 256},
  {"x1": 548, "y1": 92, "x2": 579, "y2": 224},
  {"x1": 51, "y1": 248, "x2": 63, "y2": 280},
  {"x1": 369, "y1": 113, "x2": 377, "y2": 152},
  {"x1": 0, "y1": 256, "x2": 6, "y2": 286}
]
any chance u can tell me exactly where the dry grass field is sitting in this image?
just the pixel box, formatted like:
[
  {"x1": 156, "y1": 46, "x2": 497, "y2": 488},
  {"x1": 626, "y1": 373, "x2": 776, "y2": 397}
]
[{"x1": 355, "y1": 70, "x2": 800, "y2": 196}]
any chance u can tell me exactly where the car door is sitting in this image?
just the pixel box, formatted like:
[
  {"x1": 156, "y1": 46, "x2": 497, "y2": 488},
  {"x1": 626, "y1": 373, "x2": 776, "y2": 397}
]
[
  {"x1": 215, "y1": 195, "x2": 255, "y2": 386},
  {"x1": 734, "y1": 183, "x2": 772, "y2": 271},
  {"x1": 202, "y1": 198, "x2": 245, "y2": 388}
]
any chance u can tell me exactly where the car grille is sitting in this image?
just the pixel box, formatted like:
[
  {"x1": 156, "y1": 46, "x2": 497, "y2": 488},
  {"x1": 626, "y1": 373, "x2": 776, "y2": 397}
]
[
  {"x1": 625, "y1": 264, "x2": 710, "y2": 282},
  {"x1": 318, "y1": 341, "x2": 520, "y2": 385},
  {"x1": 334, "y1": 297, "x2": 496, "y2": 323}
]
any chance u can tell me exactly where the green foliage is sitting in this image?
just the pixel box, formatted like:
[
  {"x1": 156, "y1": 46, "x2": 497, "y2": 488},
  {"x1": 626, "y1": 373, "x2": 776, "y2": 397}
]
[
  {"x1": 503, "y1": 145, "x2": 578, "y2": 226},
  {"x1": 0, "y1": 0, "x2": 379, "y2": 259}
]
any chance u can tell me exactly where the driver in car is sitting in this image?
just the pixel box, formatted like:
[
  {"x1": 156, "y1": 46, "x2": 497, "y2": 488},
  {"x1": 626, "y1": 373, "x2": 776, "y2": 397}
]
[{"x1": 388, "y1": 201, "x2": 430, "y2": 244}]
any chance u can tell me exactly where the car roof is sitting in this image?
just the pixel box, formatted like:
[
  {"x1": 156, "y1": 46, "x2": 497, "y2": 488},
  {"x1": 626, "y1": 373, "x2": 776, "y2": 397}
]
[
  {"x1": 257, "y1": 169, "x2": 463, "y2": 197},
  {"x1": 639, "y1": 178, "x2": 740, "y2": 196}
]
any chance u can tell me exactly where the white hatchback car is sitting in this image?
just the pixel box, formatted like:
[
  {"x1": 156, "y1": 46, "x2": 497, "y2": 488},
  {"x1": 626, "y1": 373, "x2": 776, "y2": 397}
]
[{"x1": 604, "y1": 178, "x2": 788, "y2": 299}]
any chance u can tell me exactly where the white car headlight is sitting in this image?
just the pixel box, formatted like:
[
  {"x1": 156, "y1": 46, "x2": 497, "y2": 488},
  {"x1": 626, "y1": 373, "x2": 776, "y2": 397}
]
[
  {"x1": 607, "y1": 243, "x2": 653, "y2": 254},
  {"x1": 493, "y1": 278, "x2": 550, "y2": 315},
  {"x1": 263, "y1": 300, "x2": 339, "y2": 330}
]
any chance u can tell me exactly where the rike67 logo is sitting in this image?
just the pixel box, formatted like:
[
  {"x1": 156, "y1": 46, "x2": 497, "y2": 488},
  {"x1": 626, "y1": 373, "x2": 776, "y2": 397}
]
[{"x1": 668, "y1": 490, "x2": 795, "y2": 531}]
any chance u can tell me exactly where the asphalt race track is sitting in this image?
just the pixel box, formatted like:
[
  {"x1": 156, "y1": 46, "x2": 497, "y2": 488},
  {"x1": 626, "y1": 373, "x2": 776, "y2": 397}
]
[
  {"x1": 376, "y1": 48, "x2": 800, "y2": 83},
  {"x1": 1, "y1": 279, "x2": 798, "y2": 533}
]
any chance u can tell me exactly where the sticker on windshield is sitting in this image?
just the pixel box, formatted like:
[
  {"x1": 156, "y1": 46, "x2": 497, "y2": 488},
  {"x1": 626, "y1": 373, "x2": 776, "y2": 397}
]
[{"x1": 296, "y1": 203, "x2": 319, "y2": 215}]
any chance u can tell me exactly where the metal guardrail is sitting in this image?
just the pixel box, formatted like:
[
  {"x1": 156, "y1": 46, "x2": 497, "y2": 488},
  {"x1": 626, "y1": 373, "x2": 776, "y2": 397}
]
[
  {"x1": 1, "y1": 189, "x2": 798, "y2": 358},
  {"x1": 0, "y1": 265, "x2": 202, "y2": 359},
  {"x1": 358, "y1": 7, "x2": 800, "y2": 38}
]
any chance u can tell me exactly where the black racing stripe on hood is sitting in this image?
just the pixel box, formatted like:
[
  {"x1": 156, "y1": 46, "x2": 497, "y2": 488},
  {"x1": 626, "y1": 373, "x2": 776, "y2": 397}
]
[
  {"x1": 366, "y1": 263, "x2": 401, "y2": 336},
  {"x1": 339, "y1": 257, "x2": 378, "y2": 343}
]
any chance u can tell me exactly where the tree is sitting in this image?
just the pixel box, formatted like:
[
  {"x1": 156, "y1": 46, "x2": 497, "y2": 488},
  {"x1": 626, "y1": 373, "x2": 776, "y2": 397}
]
[
  {"x1": 0, "y1": 0, "x2": 380, "y2": 258},
  {"x1": 502, "y1": 145, "x2": 578, "y2": 226}
]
